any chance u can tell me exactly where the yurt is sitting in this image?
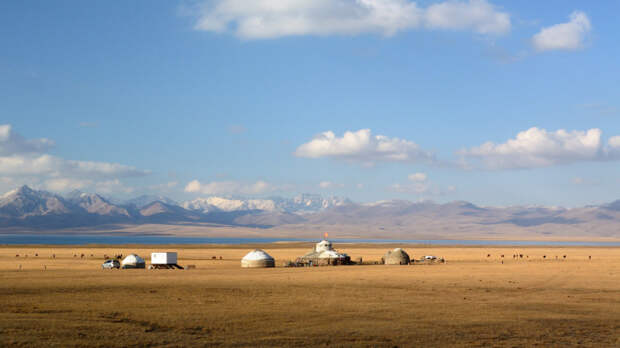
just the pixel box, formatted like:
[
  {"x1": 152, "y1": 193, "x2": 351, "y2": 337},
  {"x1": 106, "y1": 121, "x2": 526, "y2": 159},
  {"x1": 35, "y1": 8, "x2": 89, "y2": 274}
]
[
  {"x1": 383, "y1": 248, "x2": 410, "y2": 265},
  {"x1": 121, "y1": 254, "x2": 146, "y2": 269},
  {"x1": 241, "y1": 249, "x2": 275, "y2": 268},
  {"x1": 298, "y1": 240, "x2": 351, "y2": 265}
]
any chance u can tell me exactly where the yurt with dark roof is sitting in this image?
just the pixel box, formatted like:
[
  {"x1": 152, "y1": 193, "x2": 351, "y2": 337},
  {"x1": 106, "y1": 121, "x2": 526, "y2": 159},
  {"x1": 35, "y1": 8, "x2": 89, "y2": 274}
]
[{"x1": 383, "y1": 248, "x2": 410, "y2": 265}]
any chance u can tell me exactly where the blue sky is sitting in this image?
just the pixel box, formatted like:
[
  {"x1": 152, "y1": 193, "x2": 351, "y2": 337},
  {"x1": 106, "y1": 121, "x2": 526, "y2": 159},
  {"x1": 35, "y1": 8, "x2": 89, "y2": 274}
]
[{"x1": 1, "y1": 0, "x2": 619, "y2": 206}]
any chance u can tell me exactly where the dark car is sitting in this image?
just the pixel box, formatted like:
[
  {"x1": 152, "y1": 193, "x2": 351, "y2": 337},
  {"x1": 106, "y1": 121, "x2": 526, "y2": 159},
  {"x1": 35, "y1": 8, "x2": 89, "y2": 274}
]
[{"x1": 102, "y1": 259, "x2": 120, "y2": 269}]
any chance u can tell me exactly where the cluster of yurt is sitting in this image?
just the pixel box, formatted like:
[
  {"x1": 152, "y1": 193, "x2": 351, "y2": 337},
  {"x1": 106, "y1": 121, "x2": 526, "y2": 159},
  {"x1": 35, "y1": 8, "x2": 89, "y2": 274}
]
[
  {"x1": 297, "y1": 239, "x2": 351, "y2": 266},
  {"x1": 121, "y1": 254, "x2": 146, "y2": 269},
  {"x1": 238, "y1": 240, "x2": 442, "y2": 268},
  {"x1": 382, "y1": 248, "x2": 411, "y2": 265},
  {"x1": 241, "y1": 249, "x2": 275, "y2": 268}
]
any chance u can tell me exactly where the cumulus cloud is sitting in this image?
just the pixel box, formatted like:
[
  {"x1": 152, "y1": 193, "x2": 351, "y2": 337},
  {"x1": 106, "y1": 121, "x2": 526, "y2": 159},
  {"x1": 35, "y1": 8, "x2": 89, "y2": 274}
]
[
  {"x1": 532, "y1": 11, "x2": 591, "y2": 52},
  {"x1": 0, "y1": 124, "x2": 149, "y2": 193},
  {"x1": 185, "y1": 179, "x2": 275, "y2": 195},
  {"x1": 192, "y1": 0, "x2": 510, "y2": 39},
  {"x1": 459, "y1": 127, "x2": 620, "y2": 170},
  {"x1": 295, "y1": 129, "x2": 434, "y2": 165}
]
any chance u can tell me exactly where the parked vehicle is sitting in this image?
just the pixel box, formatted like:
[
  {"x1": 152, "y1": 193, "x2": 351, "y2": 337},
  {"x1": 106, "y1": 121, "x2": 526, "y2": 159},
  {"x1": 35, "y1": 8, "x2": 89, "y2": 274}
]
[{"x1": 102, "y1": 259, "x2": 120, "y2": 269}]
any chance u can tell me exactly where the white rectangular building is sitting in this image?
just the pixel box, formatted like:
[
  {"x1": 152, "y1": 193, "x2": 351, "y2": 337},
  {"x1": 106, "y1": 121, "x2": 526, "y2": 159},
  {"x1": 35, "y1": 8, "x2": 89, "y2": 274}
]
[{"x1": 151, "y1": 252, "x2": 177, "y2": 265}]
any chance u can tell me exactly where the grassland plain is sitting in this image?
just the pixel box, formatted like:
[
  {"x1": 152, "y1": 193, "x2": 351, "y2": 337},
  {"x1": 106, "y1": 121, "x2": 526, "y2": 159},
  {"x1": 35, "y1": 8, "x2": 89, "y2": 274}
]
[{"x1": 1, "y1": 244, "x2": 619, "y2": 347}]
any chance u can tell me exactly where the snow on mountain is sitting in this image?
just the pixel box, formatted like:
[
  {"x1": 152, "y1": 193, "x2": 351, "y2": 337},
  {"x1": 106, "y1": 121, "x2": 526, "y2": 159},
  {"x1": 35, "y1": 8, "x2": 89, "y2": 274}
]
[
  {"x1": 182, "y1": 194, "x2": 351, "y2": 213},
  {"x1": 182, "y1": 197, "x2": 277, "y2": 213},
  {"x1": 0, "y1": 185, "x2": 71, "y2": 217}
]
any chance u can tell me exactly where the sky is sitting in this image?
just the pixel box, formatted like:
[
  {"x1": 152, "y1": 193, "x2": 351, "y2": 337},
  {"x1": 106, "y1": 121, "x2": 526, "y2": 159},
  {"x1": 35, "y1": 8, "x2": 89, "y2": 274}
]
[{"x1": 1, "y1": 0, "x2": 619, "y2": 207}]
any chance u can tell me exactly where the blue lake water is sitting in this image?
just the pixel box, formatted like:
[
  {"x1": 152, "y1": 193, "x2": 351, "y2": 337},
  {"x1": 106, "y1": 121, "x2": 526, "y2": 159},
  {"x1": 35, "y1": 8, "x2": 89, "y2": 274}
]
[{"x1": 1, "y1": 234, "x2": 620, "y2": 246}]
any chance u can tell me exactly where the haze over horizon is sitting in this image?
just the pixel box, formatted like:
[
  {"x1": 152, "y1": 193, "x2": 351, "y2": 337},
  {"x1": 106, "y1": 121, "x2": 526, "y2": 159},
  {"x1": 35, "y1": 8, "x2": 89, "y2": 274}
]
[{"x1": 2, "y1": 1, "x2": 620, "y2": 208}]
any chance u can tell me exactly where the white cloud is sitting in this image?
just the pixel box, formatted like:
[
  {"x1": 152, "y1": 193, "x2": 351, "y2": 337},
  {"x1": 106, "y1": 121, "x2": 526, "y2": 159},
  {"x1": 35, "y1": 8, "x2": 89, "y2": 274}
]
[
  {"x1": 407, "y1": 172, "x2": 427, "y2": 182},
  {"x1": 319, "y1": 181, "x2": 332, "y2": 189},
  {"x1": 295, "y1": 129, "x2": 434, "y2": 165},
  {"x1": 44, "y1": 178, "x2": 92, "y2": 192},
  {"x1": 609, "y1": 136, "x2": 620, "y2": 148},
  {"x1": 0, "y1": 124, "x2": 149, "y2": 194},
  {"x1": 460, "y1": 127, "x2": 620, "y2": 169},
  {"x1": 390, "y1": 173, "x2": 453, "y2": 196},
  {"x1": 425, "y1": 0, "x2": 510, "y2": 34},
  {"x1": 0, "y1": 154, "x2": 148, "y2": 179},
  {"x1": 318, "y1": 181, "x2": 344, "y2": 189},
  {"x1": 192, "y1": 0, "x2": 510, "y2": 39},
  {"x1": 532, "y1": 11, "x2": 591, "y2": 52},
  {"x1": 392, "y1": 172, "x2": 428, "y2": 193},
  {"x1": 185, "y1": 179, "x2": 275, "y2": 195},
  {"x1": 391, "y1": 182, "x2": 428, "y2": 194},
  {"x1": 94, "y1": 179, "x2": 135, "y2": 194},
  {"x1": 0, "y1": 124, "x2": 54, "y2": 155},
  {"x1": 147, "y1": 181, "x2": 179, "y2": 192}
]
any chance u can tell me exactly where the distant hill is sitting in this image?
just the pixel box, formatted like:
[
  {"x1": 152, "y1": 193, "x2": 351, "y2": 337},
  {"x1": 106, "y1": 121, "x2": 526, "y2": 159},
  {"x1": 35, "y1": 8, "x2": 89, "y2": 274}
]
[{"x1": 0, "y1": 185, "x2": 618, "y2": 239}]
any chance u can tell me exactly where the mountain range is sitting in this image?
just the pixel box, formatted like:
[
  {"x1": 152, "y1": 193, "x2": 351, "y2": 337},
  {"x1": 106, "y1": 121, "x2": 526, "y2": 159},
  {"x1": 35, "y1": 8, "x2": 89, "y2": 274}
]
[{"x1": 0, "y1": 185, "x2": 618, "y2": 239}]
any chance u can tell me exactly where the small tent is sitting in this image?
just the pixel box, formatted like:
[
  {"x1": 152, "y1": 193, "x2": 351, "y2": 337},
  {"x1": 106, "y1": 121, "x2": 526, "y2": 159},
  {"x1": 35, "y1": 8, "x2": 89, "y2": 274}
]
[
  {"x1": 241, "y1": 249, "x2": 275, "y2": 268},
  {"x1": 383, "y1": 248, "x2": 410, "y2": 265},
  {"x1": 121, "y1": 254, "x2": 146, "y2": 269}
]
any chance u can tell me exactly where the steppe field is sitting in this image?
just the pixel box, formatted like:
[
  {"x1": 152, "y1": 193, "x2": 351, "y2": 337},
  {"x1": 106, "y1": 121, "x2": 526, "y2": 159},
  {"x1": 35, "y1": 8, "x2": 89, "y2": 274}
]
[{"x1": 1, "y1": 243, "x2": 619, "y2": 347}]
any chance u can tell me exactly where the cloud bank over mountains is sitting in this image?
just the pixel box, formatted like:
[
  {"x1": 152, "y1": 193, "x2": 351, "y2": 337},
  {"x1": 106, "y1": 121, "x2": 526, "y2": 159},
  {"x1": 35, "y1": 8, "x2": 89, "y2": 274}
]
[
  {"x1": 3, "y1": 123, "x2": 620, "y2": 200},
  {"x1": 0, "y1": 124, "x2": 149, "y2": 194},
  {"x1": 192, "y1": 0, "x2": 511, "y2": 39}
]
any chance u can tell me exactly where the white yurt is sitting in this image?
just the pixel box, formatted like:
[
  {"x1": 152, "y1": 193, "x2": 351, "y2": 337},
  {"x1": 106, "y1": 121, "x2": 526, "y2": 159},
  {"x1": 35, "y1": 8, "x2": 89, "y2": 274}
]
[
  {"x1": 121, "y1": 254, "x2": 146, "y2": 269},
  {"x1": 241, "y1": 249, "x2": 275, "y2": 268}
]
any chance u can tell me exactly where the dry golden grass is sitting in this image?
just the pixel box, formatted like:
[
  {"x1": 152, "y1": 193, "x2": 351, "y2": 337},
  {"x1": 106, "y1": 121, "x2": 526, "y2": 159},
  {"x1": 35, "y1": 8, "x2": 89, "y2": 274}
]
[{"x1": 1, "y1": 244, "x2": 619, "y2": 347}]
